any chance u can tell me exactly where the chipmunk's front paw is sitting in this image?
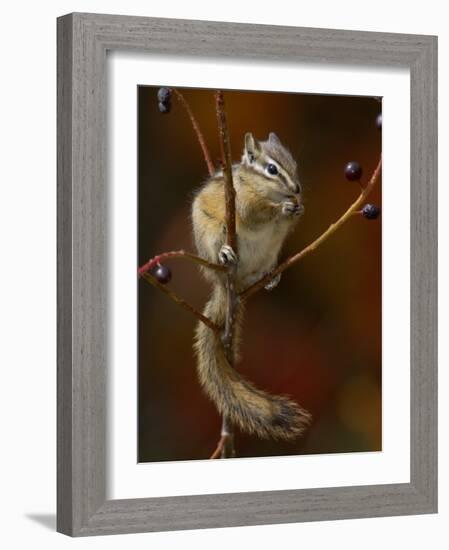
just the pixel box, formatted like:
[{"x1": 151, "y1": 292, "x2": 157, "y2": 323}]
[
  {"x1": 264, "y1": 273, "x2": 281, "y2": 291},
  {"x1": 282, "y1": 200, "x2": 304, "y2": 217},
  {"x1": 218, "y1": 244, "x2": 238, "y2": 266}
]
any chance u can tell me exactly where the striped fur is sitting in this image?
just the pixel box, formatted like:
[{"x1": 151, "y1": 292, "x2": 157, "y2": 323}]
[{"x1": 192, "y1": 133, "x2": 311, "y2": 440}]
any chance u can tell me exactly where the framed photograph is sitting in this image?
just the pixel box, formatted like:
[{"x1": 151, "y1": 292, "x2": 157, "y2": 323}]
[{"x1": 57, "y1": 13, "x2": 437, "y2": 536}]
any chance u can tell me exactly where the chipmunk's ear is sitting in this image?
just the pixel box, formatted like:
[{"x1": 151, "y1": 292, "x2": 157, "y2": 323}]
[
  {"x1": 268, "y1": 132, "x2": 281, "y2": 147},
  {"x1": 244, "y1": 132, "x2": 261, "y2": 164}
]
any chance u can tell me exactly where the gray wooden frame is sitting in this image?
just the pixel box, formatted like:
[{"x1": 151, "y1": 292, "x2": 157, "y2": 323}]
[{"x1": 57, "y1": 12, "x2": 438, "y2": 537}]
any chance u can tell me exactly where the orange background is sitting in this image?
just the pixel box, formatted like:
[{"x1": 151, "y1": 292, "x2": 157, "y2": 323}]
[{"x1": 138, "y1": 86, "x2": 382, "y2": 462}]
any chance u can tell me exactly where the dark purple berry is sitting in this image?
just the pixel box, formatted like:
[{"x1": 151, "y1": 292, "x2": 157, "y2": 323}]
[
  {"x1": 362, "y1": 204, "x2": 380, "y2": 220},
  {"x1": 157, "y1": 87, "x2": 172, "y2": 103},
  {"x1": 158, "y1": 101, "x2": 171, "y2": 114},
  {"x1": 376, "y1": 113, "x2": 382, "y2": 130},
  {"x1": 153, "y1": 264, "x2": 172, "y2": 284},
  {"x1": 344, "y1": 161, "x2": 363, "y2": 182}
]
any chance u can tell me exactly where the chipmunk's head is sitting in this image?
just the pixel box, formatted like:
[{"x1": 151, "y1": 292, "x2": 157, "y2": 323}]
[{"x1": 242, "y1": 132, "x2": 301, "y2": 200}]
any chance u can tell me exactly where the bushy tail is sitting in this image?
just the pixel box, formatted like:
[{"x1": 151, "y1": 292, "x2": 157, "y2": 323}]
[{"x1": 194, "y1": 286, "x2": 311, "y2": 440}]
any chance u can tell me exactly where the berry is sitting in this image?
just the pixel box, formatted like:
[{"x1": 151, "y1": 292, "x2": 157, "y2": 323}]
[
  {"x1": 157, "y1": 87, "x2": 172, "y2": 103},
  {"x1": 153, "y1": 264, "x2": 172, "y2": 284},
  {"x1": 362, "y1": 204, "x2": 380, "y2": 220},
  {"x1": 376, "y1": 113, "x2": 382, "y2": 130},
  {"x1": 157, "y1": 88, "x2": 172, "y2": 113},
  {"x1": 158, "y1": 101, "x2": 171, "y2": 114},
  {"x1": 344, "y1": 161, "x2": 363, "y2": 182}
]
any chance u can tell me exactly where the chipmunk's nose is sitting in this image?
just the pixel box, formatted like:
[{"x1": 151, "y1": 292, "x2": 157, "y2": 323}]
[{"x1": 293, "y1": 182, "x2": 301, "y2": 195}]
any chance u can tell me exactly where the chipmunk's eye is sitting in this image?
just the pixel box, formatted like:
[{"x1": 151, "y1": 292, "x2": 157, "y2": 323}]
[{"x1": 267, "y1": 163, "x2": 278, "y2": 175}]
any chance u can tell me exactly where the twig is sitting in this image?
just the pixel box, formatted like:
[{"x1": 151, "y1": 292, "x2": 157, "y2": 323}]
[
  {"x1": 209, "y1": 437, "x2": 225, "y2": 459},
  {"x1": 173, "y1": 89, "x2": 216, "y2": 177},
  {"x1": 215, "y1": 90, "x2": 238, "y2": 458},
  {"x1": 209, "y1": 422, "x2": 235, "y2": 459},
  {"x1": 215, "y1": 91, "x2": 237, "y2": 254},
  {"x1": 239, "y1": 158, "x2": 382, "y2": 301},
  {"x1": 141, "y1": 273, "x2": 220, "y2": 333},
  {"x1": 138, "y1": 250, "x2": 226, "y2": 277},
  {"x1": 209, "y1": 434, "x2": 228, "y2": 459},
  {"x1": 219, "y1": 415, "x2": 235, "y2": 458}
]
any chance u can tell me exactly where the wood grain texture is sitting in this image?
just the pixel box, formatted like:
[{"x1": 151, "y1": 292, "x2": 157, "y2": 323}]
[
  {"x1": 57, "y1": 13, "x2": 74, "y2": 536},
  {"x1": 57, "y1": 12, "x2": 438, "y2": 536}
]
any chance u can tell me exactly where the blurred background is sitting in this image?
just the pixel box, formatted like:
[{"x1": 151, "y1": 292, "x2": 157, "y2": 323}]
[{"x1": 138, "y1": 86, "x2": 382, "y2": 462}]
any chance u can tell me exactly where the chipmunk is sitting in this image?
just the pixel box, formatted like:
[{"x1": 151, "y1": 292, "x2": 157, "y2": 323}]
[{"x1": 192, "y1": 132, "x2": 311, "y2": 440}]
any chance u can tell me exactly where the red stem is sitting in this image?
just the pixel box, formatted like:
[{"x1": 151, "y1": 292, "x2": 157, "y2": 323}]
[
  {"x1": 138, "y1": 250, "x2": 225, "y2": 277},
  {"x1": 173, "y1": 89, "x2": 216, "y2": 177},
  {"x1": 141, "y1": 273, "x2": 220, "y2": 333},
  {"x1": 215, "y1": 90, "x2": 238, "y2": 459},
  {"x1": 209, "y1": 435, "x2": 227, "y2": 459}
]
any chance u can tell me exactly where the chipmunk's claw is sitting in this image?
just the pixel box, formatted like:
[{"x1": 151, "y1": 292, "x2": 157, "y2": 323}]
[
  {"x1": 218, "y1": 244, "x2": 238, "y2": 266},
  {"x1": 282, "y1": 200, "x2": 304, "y2": 217},
  {"x1": 264, "y1": 273, "x2": 281, "y2": 291}
]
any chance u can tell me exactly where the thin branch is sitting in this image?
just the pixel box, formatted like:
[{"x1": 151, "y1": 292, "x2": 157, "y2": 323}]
[
  {"x1": 219, "y1": 415, "x2": 235, "y2": 458},
  {"x1": 173, "y1": 89, "x2": 216, "y2": 177},
  {"x1": 209, "y1": 424, "x2": 235, "y2": 459},
  {"x1": 215, "y1": 91, "x2": 237, "y2": 253},
  {"x1": 138, "y1": 250, "x2": 226, "y2": 277},
  {"x1": 240, "y1": 158, "x2": 382, "y2": 301},
  {"x1": 209, "y1": 435, "x2": 227, "y2": 459},
  {"x1": 215, "y1": 90, "x2": 238, "y2": 353},
  {"x1": 215, "y1": 90, "x2": 238, "y2": 459},
  {"x1": 141, "y1": 273, "x2": 220, "y2": 333}
]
